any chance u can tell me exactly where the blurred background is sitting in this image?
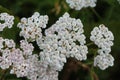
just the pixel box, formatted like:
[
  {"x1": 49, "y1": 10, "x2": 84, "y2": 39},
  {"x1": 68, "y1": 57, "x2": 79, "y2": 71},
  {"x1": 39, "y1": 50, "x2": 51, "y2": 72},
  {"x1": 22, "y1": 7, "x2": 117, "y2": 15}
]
[{"x1": 0, "y1": 0, "x2": 120, "y2": 80}]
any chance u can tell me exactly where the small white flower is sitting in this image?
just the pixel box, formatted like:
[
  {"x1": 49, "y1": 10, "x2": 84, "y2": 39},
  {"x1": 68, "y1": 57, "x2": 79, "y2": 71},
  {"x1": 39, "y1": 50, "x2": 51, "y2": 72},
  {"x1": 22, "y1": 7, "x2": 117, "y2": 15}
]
[
  {"x1": 90, "y1": 24, "x2": 114, "y2": 70},
  {"x1": 37, "y1": 12, "x2": 88, "y2": 71},
  {"x1": 0, "y1": 49, "x2": 12, "y2": 69},
  {"x1": 10, "y1": 61, "x2": 29, "y2": 77},
  {"x1": 66, "y1": 0, "x2": 85, "y2": 10},
  {"x1": 90, "y1": 24, "x2": 114, "y2": 54},
  {"x1": 0, "y1": 13, "x2": 14, "y2": 31},
  {"x1": 17, "y1": 12, "x2": 48, "y2": 42},
  {"x1": 94, "y1": 54, "x2": 114, "y2": 70},
  {"x1": 0, "y1": 37, "x2": 4, "y2": 49},
  {"x1": 20, "y1": 40, "x2": 34, "y2": 56},
  {"x1": 37, "y1": 67, "x2": 58, "y2": 80},
  {"x1": 84, "y1": 0, "x2": 97, "y2": 7},
  {"x1": 4, "y1": 39, "x2": 16, "y2": 48}
]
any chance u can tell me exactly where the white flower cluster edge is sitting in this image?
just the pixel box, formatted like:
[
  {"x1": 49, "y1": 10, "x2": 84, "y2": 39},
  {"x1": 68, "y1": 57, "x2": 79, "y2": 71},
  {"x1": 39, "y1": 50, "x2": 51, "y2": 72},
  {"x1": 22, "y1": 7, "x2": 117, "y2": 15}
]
[
  {"x1": 66, "y1": 0, "x2": 97, "y2": 10},
  {"x1": 0, "y1": 13, "x2": 14, "y2": 31},
  {"x1": 118, "y1": 0, "x2": 120, "y2": 4},
  {"x1": 90, "y1": 24, "x2": 114, "y2": 70},
  {"x1": 0, "y1": 11, "x2": 114, "y2": 80}
]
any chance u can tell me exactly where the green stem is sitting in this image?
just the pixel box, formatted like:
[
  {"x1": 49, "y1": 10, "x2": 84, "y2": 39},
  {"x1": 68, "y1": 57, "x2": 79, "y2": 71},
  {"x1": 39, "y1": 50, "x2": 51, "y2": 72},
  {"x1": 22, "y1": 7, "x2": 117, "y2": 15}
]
[
  {"x1": 90, "y1": 49, "x2": 98, "y2": 80},
  {"x1": 86, "y1": 42, "x2": 94, "y2": 46},
  {"x1": 93, "y1": 49, "x2": 98, "y2": 57},
  {"x1": 86, "y1": 61, "x2": 93, "y2": 65},
  {"x1": 106, "y1": 6, "x2": 114, "y2": 22},
  {"x1": 77, "y1": 61, "x2": 99, "y2": 80},
  {"x1": 90, "y1": 8, "x2": 102, "y2": 20},
  {"x1": 90, "y1": 71, "x2": 94, "y2": 80},
  {"x1": 0, "y1": 69, "x2": 7, "y2": 80},
  {"x1": 90, "y1": 63, "x2": 94, "y2": 80}
]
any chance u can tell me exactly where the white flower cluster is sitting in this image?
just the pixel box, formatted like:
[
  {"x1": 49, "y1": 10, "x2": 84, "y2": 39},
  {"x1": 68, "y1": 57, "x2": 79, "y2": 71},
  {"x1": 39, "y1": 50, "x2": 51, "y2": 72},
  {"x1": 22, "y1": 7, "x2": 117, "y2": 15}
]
[
  {"x1": 94, "y1": 54, "x2": 114, "y2": 70},
  {"x1": 37, "y1": 12, "x2": 88, "y2": 71},
  {"x1": 21, "y1": 41, "x2": 57, "y2": 80},
  {"x1": 118, "y1": 0, "x2": 120, "y2": 4},
  {"x1": 0, "y1": 36, "x2": 58, "y2": 80},
  {"x1": 13, "y1": 40, "x2": 58, "y2": 80},
  {"x1": 10, "y1": 40, "x2": 34, "y2": 77},
  {"x1": 0, "y1": 11, "x2": 115, "y2": 80},
  {"x1": 37, "y1": 35, "x2": 67, "y2": 71},
  {"x1": 90, "y1": 24, "x2": 114, "y2": 70},
  {"x1": 0, "y1": 37, "x2": 16, "y2": 69},
  {"x1": 0, "y1": 13, "x2": 14, "y2": 31},
  {"x1": 90, "y1": 24, "x2": 114, "y2": 54},
  {"x1": 17, "y1": 12, "x2": 48, "y2": 42},
  {"x1": 66, "y1": 0, "x2": 97, "y2": 10},
  {"x1": 0, "y1": 38, "x2": 32, "y2": 76}
]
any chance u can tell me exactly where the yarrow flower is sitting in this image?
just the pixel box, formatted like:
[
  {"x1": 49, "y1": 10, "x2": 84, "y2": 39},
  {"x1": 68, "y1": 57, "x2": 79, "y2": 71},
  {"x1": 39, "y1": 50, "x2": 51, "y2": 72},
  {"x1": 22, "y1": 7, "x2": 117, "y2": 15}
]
[
  {"x1": 37, "y1": 12, "x2": 88, "y2": 71},
  {"x1": 17, "y1": 41, "x2": 59, "y2": 80},
  {"x1": 20, "y1": 40, "x2": 34, "y2": 56},
  {"x1": 118, "y1": 0, "x2": 120, "y2": 4},
  {"x1": 0, "y1": 11, "x2": 58, "y2": 79},
  {"x1": 66, "y1": 0, "x2": 97, "y2": 10},
  {"x1": 84, "y1": 0, "x2": 97, "y2": 7},
  {"x1": 0, "y1": 37, "x2": 16, "y2": 69},
  {"x1": 0, "y1": 37, "x2": 58, "y2": 80},
  {"x1": 0, "y1": 38, "x2": 33, "y2": 78},
  {"x1": 25, "y1": 54, "x2": 58, "y2": 80},
  {"x1": 94, "y1": 54, "x2": 114, "y2": 70},
  {"x1": 0, "y1": 13, "x2": 14, "y2": 31},
  {"x1": 90, "y1": 24, "x2": 114, "y2": 70},
  {"x1": 0, "y1": 11, "x2": 116, "y2": 80},
  {"x1": 17, "y1": 12, "x2": 48, "y2": 42},
  {"x1": 90, "y1": 24, "x2": 114, "y2": 54}
]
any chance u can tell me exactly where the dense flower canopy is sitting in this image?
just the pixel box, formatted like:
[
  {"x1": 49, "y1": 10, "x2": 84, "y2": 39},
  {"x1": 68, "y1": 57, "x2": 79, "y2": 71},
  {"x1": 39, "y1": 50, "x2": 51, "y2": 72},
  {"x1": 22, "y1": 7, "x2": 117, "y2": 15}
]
[
  {"x1": 0, "y1": 11, "x2": 115, "y2": 80},
  {"x1": 0, "y1": 13, "x2": 14, "y2": 31},
  {"x1": 90, "y1": 24, "x2": 114, "y2": 70}
]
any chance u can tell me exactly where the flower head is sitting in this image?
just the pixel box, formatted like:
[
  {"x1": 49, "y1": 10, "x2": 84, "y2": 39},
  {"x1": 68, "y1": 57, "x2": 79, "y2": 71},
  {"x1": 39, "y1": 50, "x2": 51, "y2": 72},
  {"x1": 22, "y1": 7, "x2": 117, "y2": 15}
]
[
  {"x1": 17, "y1": 12, "x2": 48, "y2": 42},
  {"x1": 0, "y1": 13, "x2": 14, "y2": 31},
  {"x1": 90, "y1": 24, "x2": 114, "y2": 54},
  {"x1": 37, "y1": 12, "x2": 88, "y2": 71},
  {"x1": 90, "y1": 24, "x2": 114, "y2": 70},
  {"x1": 66, "y1": 0, "x2": 97, "y2": 10},
  {"x1": 94, "y1": 54, "x2": 114, "y2": 70}
]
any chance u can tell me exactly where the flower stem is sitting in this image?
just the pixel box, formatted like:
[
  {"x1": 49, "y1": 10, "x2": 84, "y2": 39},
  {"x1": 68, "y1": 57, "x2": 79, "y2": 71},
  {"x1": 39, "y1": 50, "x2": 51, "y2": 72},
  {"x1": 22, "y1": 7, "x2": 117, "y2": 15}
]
[
  {"x1": 0, "y1": 69, "x2": 7, "y2": 80},
  {"x1": 106, "y1": 6, "x2": 114, "y2": 22},
  {"x1": 90, "y1": 8, "x2": 102, "y2": 20},
  {"x1": 76, "y1": 60, "x2": 99, "y2": 80},
  {"x1": 86, "y1": 42, "x2": 94, "y2": 46}
]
